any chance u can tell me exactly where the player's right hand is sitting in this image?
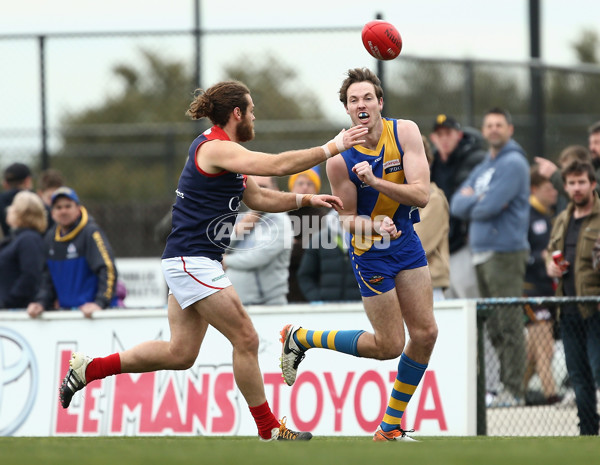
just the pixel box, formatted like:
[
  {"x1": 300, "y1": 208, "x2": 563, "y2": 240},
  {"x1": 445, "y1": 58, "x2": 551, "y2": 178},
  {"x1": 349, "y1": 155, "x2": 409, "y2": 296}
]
[
  {"x1": 340, "y1": 125, "x2": 368, "y2": 150},
  {"x1": 374, "y1": 216, "x2": 402, "y2": 240},
  {"x1": 309, "y1": 194, "x2": 344, "y2": 211}
]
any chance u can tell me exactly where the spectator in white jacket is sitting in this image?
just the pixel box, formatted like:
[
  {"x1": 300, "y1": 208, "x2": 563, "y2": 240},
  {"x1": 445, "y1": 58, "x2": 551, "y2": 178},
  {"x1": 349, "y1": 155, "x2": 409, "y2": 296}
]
[{"x1": 223, "y1": 176, "x2": 293, "y2": 305}]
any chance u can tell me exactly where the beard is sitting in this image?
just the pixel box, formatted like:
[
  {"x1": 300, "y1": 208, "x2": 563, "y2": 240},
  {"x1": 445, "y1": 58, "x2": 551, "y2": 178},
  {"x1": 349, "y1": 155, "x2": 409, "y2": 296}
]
[
  {"x1": 236, "y1": 119, "x2": 255, "y2": 143},
  {"x1": 573, "y1": 194, "x2": 593, "y2": 208}
]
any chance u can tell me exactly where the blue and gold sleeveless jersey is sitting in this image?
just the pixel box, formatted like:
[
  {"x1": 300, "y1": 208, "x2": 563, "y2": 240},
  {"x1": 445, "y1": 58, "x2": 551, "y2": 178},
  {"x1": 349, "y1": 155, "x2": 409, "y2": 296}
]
[{"x1": 341, "y1": 118, "x2": 420, "y2": 257}]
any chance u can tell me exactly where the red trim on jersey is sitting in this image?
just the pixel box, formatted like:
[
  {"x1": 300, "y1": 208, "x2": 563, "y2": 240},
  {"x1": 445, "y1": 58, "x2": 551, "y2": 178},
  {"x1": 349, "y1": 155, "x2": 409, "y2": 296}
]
[
  {"x1": 180, "y1": 257, "x2": 225, "y2": 290},
  {"x1": 194, "y1": 125, "x2": 231, "y2": 177},
  {"x1": 194, "y1": 143, "x2": 227, "y2": 177}
]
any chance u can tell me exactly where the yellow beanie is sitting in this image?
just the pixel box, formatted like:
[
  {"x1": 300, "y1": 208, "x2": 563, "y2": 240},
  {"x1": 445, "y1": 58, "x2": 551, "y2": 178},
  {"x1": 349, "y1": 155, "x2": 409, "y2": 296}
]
[{"x1": 288, "y1": 166, "x2": 321, "y2": 192}]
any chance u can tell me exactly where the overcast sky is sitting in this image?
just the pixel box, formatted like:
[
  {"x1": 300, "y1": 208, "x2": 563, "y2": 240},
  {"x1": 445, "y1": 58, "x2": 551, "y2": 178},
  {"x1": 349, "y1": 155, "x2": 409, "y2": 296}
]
[
  {"x1": 0, "y1": 0, "x2": 598, "y2": 160},
  {"x1": 2, "y1": 0, "x2": 596, "y2": 64}
]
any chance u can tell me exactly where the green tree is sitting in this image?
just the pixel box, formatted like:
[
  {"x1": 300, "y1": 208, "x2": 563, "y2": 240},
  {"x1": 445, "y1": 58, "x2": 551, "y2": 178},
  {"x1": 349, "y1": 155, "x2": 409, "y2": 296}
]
[
  {"x1": 573, "y1": 29, "x2": 599, "y2": 64},
  {"x1": 55, "y1": 50, "x2": 329, "y2": 201},
  {"x1": 382, "y1": 58, "x2": 527, "y2": 132},
  {"x1": 545, "y1": 28, "x2": 600, "y2": 158}
]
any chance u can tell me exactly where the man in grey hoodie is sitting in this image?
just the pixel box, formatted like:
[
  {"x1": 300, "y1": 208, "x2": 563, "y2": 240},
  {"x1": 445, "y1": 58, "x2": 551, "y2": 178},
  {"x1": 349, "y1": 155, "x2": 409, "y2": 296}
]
[
  {"x1": 451, "y1": 107, "x2": 530, "y2": 407},
  {"x1": 224, "y1": 176, "x2": 293, "y2": 305}
]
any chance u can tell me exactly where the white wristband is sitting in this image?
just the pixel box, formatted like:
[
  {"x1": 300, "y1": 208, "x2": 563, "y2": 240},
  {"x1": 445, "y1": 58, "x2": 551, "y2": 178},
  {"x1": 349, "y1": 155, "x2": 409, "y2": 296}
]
[
  {"x1": 334, "y1": 131, "x2": 346, "y2": 153},
  {"x1": 295, "y1": 194, "x2": 315, "y2": 209},
  {"x1": 321, "y1": 130, "x2": 347, "y2": 159},
  {"x1": 321, "y1": 141, "x2": 337, "y2": 159}
]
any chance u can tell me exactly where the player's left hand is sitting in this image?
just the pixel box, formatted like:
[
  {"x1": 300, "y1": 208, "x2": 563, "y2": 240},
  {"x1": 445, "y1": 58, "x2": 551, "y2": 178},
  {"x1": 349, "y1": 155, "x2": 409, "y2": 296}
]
[
  {"x1": 352, "y1": 161, "x2": 377, "y2": 186},
  {"x1": 309, "y1": 194, "x2": 344, "y2": 211}
]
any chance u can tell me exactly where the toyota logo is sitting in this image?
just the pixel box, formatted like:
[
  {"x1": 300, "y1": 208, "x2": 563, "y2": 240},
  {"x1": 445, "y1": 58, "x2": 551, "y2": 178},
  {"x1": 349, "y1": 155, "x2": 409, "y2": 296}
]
[{"x1": 0, "y1": 327, "x2": 38, "y2": 436}]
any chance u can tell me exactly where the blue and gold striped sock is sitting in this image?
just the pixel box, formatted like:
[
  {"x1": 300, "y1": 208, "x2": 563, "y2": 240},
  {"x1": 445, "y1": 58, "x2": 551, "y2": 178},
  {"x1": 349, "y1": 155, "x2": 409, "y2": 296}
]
[
  {"x1": 293, "y1": 328, "x2": 365, "y2": 356},
  {"x1": 380, "y1": 353, "x2": 427, "y2": 432}
]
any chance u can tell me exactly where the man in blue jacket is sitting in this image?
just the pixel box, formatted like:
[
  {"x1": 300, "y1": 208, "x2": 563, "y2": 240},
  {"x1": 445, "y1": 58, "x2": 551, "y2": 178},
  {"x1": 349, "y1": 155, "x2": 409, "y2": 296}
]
[
  {"x1": 27, "y1": 187, "x2": 118, "y2": 318},
  {"x1": 451, "y1": 107, "x2": 530, "y2": 407}
]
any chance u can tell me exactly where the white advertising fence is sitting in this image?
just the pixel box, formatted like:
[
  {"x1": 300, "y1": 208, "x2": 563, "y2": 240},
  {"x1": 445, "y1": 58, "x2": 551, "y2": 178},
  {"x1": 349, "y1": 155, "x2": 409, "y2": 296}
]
[
  {"x1": 115, "y1": 258, "x2": 167, "y2": 309},
  {"x1": 0, "y1": 300, "x2": 476, "y2": 437}
]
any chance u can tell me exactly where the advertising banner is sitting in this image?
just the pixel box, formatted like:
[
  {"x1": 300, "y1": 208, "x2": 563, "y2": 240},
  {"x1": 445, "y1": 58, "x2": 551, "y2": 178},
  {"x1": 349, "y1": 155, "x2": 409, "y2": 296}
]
[{"x1": 0, "y1": 300, "x2": 476, "y2": 437}]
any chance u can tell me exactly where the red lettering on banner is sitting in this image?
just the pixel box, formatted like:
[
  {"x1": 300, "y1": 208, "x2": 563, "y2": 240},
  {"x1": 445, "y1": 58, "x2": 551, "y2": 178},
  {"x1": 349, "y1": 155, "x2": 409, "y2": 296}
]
[
  {"x1": 185, "y1": 373, "x2": 210, "y2": 431},
  {"x1": 82, "y1": 383, "x2": 102, "y2": 433},
  {"x1": 211, "y1": 372, "x2": 236, "y2": 433},
  {"x1": 413, "y1": 371, "x2": 447, "y2": 430},
  {"x1": 112, "y1": 372, "x2": 155, "y2": 433},
  {"x1": 263, "y1": 373, "x2": 287, "y2": 420},
  {"x1": 291, "y1": 372, "x2": 322, "y2": 431},
  {"x1": 55, "y1": 349, "x2": 105, "y2": 434},
  {"x1": 111, "y1": 370, "x2": 237, "y2": 434},
  {"x1": 354, "y1": 370, "x2": 387, "y2": 432},
  {"x1": 53, "y1": 346, "x2": 237, "y2": 436},
  {"x1": 151, "y1": 380, "x2": 185, "y2": 432},
  {"x1": 323, "y1": 372, "x2": 355, "y2": 431}
]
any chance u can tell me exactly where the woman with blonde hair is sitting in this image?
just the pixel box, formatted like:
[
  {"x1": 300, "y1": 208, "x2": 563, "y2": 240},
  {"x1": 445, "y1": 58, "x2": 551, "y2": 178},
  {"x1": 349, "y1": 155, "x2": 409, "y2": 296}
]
[{"x1": 0, "y1": 191, "x2": 47, "y2": 309}]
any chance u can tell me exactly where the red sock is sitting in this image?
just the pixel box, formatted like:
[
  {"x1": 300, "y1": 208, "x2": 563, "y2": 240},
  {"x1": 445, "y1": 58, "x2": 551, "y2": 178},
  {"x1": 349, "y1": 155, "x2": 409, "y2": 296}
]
[
  {"x1": 85, "y1": 353, "x2": 122, "y2": 384},
  {"x1": 249, "y1": 401, "x2": 280, "y2": 439}
]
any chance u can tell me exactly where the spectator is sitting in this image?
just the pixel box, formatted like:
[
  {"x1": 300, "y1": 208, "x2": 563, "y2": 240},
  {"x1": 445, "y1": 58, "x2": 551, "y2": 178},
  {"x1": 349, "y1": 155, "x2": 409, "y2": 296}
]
[
  {"x1": 588, "y1": 121, "x2": 600, "y2": 180},
  {"x1": 535, "y1": 145, "x2": 592, "y2": 214},
  {"x1": 0, "y1": 191, "x2": 47, "y2": 309},
  {"x1": 429, "y1": 114, "x2": 486, "y2": 299},
  {"x1": 27, "y1": 187, "x2": 118, "y2": 318},
  {"x1": 287, "y1": 166, "x2": 327, "y2": 302},
  {"x1": 296, "y1": 209, "x2": 361, "y2": 302},
  {"x1": 37, "y1": 169, "x2": 65, "y2": 207},
  {"x1": 548, "y1": 161, "x2": 600, "y2": 435},
  {"x1": 224, "y1": 175, "x2": 293, "y2": 305},
  {"x1": 36, "y1": 168, "x2": 65, "y2": 232},
  {"x1": 414, "y1": 136, "x2": 450, "y2": 301},
  {"x1": 0, "y1": 162, "x2": 33, "y2": 238},
  {"x1": 451, "y1": 107, "x2": 530, "y2": 407},
  {"x1": 523, "y1": 164, "x2": 560, "y2": 405}
]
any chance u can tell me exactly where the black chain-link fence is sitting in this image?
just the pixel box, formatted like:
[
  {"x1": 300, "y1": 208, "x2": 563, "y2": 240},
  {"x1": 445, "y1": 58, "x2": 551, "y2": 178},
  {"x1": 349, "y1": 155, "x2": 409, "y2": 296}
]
[
  {"x1": 1, "y1": 28, "x2": 600, "y2": 256},
  {"x1": 477, "y1": 296, "x2": 600, "y2": 436}
]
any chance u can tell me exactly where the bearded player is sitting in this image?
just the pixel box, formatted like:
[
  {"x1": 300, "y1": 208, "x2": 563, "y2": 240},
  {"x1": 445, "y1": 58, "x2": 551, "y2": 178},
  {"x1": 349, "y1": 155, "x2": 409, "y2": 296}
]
[
  {"x1": 58, "y1": 80, "x2": 368, "y2": 441},
  {"x1": 280, "y1": 68, "x2": 438, "y2": 441}
]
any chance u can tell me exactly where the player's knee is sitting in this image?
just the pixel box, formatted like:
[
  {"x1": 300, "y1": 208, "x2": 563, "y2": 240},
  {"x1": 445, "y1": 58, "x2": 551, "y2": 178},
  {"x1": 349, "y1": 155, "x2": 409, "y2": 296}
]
[
  {"x1": 234, "y1": 324, "x2": 260, "y2": 354},
  {"x1": 414, "y1": 323, "x2": 438, "y2": 353},
  {"x1": 172, "y1": 350, "x2": 198, "y2": 370},
  {"x1": 376, "y1": 341, "x2": 405, "y2": 360}
]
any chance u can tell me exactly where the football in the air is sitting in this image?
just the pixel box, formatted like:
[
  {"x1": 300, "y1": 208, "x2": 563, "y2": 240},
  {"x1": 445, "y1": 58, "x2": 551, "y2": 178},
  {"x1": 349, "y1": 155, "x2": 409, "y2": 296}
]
[{"x1": 361, "y1": 20, "x2": 402, "y2": 61}]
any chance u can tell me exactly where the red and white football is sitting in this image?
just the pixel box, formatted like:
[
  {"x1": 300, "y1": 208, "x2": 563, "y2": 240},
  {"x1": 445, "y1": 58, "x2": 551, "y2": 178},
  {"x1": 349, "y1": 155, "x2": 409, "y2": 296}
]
[{"x1": 361, "y1": 20, "x2": 402, "y2": 61}]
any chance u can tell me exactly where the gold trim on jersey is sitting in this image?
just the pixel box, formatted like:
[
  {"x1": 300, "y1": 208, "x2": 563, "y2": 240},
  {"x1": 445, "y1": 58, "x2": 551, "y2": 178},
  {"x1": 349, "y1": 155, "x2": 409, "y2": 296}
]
[{"x1": 352, "y1": 119, "x2": 404, "y2": 256}]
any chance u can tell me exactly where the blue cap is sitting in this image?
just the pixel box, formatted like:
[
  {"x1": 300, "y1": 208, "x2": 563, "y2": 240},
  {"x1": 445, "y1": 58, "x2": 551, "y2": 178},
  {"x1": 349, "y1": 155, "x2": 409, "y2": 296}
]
[{"x1": 51, "y1": 186, "x2": 80, "y2": 205}]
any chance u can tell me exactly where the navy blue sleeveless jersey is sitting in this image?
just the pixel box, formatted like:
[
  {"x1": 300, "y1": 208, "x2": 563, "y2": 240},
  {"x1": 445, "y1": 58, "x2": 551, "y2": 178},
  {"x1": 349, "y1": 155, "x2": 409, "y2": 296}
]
[{"x1": 162, "y1": 126, "x2": 246, "y2": 261}]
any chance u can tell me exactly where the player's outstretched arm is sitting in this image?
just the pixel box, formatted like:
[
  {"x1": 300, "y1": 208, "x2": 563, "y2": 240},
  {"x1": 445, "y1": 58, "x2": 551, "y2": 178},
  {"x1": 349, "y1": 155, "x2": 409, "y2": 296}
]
[
  {"x1": 201, "y1": 126, "x2": 368, "y2": 177},
  {"x1": 242, "y1": 176, "x2": 343, "y2": 213}
]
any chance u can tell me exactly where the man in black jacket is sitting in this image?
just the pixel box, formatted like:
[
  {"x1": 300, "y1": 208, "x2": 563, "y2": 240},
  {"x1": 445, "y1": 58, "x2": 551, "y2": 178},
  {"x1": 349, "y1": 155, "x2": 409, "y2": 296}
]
[
  {"x1": 0, "y1": 163, "x2": 33, "y2": 238},
  {"x1": 296, "y1": 210, "x2": 361, "y2": 302},
  {"x1": 430, "y1": 114, "x2": 486, "y2": 298}
]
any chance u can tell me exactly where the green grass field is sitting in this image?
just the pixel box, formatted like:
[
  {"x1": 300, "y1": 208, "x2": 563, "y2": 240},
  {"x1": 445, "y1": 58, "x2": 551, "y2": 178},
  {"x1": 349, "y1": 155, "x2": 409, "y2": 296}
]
[{"x1": 0, "y1": 436, "x2": 597, "y2": 465}]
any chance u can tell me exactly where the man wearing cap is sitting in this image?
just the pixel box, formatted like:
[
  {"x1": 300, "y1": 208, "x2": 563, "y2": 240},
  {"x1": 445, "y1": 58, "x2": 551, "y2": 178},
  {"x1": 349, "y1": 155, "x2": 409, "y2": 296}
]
[
  {"x1": 429, "y1": 114, "x2": 487, "y2": 298},
  {"x1": 27, "y1": 187, "x2": 118, "y2": 318},
  {"x1": 451, "y1": 107, "x2": 530, "y2": 407},
  {"x1": 0, "y1": 162, "x2": 33, "y2": 238}
]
